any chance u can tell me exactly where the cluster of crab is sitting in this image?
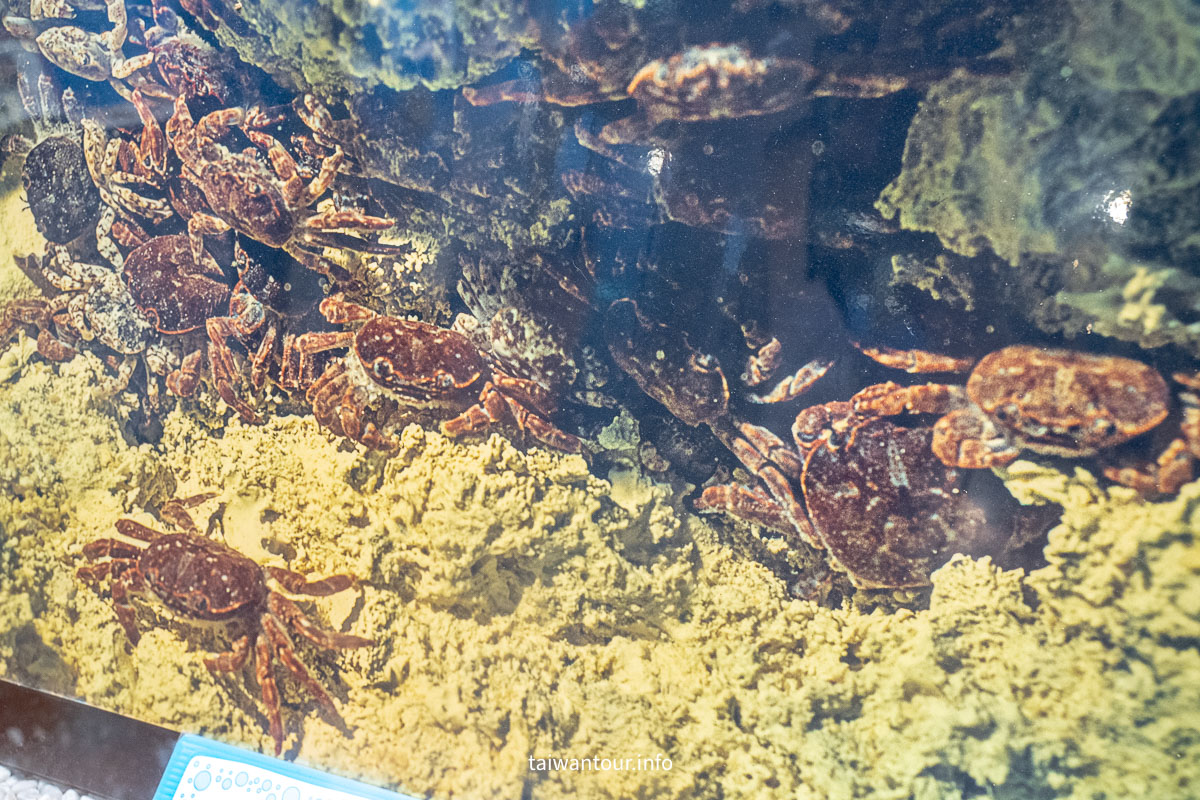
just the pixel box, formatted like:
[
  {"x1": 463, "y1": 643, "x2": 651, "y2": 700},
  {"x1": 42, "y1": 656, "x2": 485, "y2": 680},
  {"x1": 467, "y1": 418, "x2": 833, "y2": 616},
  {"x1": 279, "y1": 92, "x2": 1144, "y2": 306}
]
[
  {"x1": 4, "y1": 0, "x2": 1199, "y2": 601},
  {"x1": 2, "y1": 0, "x2": 1199, "y2": 756},
  {"x1": 465, "y1": 1, "x2": 1200, "y2": 592},
  {"x1": 1, "y1": 0, "x2": 595, "y2": 455}
]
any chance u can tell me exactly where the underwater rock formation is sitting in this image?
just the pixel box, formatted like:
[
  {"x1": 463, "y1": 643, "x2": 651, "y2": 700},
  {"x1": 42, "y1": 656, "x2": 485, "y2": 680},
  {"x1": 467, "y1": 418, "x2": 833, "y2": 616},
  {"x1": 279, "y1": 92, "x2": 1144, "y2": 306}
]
[
  {"x1": 187, "y1": 0, "x2": 533, "y2": 97},
  {"x1": 1, "y1": 0, "x2": 1198, "y2": 796},
  {"x1": 877, "y1": 0, "x2": 1200, "y2": 354}
]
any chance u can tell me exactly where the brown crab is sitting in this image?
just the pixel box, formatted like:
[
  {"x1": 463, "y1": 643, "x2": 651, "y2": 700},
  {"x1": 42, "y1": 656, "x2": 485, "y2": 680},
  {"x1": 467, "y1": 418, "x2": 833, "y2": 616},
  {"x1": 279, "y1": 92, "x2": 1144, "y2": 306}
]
[
  {"x1": 81, "y1": 89, "x2": 174, "y2": 235},
  {"x1": 697, "y1": 392, "x2": 991, "y2": 590},
  {"x1": 2, "y1": 0, "x2": 154, "y2": 97},
  {"x1": 127, "y1": 0, "x2": 242, "y2": 102},
  {"x1": 851, "y1": 344, "x2": 1197, "y2": 494},
  {"x1": 605, "y1": 298, "x2": 730, "y2": 427},
  {"x1": 281, "y1": 295, "x2": 582, "y2": 453},
  {"x1": 166, "y1": 95, "x2": 398, "y2": 275},
  {"x1": 119, "y1": 233, "x2": 264, "y2": 422},
  {"x1": 77, "y1": 494, "x2": 373, "y2": 755},
  {"x1": 1, "y1": 246, "x2": 174, "y2": 398}
]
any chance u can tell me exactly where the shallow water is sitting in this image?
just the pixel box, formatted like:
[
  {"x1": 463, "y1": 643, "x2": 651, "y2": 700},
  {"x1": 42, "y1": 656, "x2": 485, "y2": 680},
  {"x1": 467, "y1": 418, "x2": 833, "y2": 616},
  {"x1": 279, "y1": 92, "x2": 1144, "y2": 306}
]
[{"x1": 1, "y1": 1, "x2": 1199, "y2": 797}]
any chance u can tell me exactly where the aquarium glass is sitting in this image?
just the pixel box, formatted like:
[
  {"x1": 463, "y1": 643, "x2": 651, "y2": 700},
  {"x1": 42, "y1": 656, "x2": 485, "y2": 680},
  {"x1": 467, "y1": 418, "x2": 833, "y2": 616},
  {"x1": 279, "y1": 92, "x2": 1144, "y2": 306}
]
[{"x1": 1, "y1": 0, "x2": 1199, "y2": 797}]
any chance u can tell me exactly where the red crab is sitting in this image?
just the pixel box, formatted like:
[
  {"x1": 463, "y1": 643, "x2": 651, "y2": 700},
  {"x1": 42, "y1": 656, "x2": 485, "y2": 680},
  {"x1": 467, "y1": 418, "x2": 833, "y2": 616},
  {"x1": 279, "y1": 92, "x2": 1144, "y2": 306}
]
[
  {"x1": 699, "y1": 406, "x2": 990, "y2": 589},
  {"x1": 77, "y1": 494, "x2": 373, "y2": 755},
  {"x1": 119, "y1": 232, "x2": 264, "y2": 422},
  {"x1": 852, "y1": 344, "x2": 1198, "y2": 494},
  {"x1": 281, "y1": 294, "x2": 582, "y2": 453},
  {"x1": 166, "y1": 95, "x2": 399, "y2": 275}
]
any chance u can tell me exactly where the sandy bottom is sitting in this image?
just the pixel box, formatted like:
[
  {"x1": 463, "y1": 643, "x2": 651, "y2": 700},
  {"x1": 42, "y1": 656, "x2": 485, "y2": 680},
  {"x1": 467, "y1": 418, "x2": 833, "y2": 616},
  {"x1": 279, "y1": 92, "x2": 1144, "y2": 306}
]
[{"x1": 1, "y1": 186, "x2": 1198, "y2": 799}]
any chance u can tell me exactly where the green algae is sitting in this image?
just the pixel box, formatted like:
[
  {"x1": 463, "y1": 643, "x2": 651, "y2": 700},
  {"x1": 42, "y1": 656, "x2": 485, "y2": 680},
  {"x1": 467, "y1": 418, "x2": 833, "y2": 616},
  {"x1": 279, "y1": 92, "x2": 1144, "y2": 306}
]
[
  {"x1": 1056, "y1": 255, "x2": 1200, "y2": 354},
  {"x1": 876, "y1": 74, "x2": 1060, "y2": 267},
  {"x1": 876, "y1": 1, "x2": 1200, "y2": 353},
  {"x1": 203, "y1": 0, "x2": 533, "y2": 99}
]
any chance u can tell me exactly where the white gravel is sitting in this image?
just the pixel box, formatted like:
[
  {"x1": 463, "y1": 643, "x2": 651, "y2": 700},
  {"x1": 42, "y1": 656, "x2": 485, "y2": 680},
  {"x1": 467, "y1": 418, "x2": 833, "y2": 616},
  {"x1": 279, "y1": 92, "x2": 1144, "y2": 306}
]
[{"x1": 0, "y1": 763, "x2": 95, "y2": 800}]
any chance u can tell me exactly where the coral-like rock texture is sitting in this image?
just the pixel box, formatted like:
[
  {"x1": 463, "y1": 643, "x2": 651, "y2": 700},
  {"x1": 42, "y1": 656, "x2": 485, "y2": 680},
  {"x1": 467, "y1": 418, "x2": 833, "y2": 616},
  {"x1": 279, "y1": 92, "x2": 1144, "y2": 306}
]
[{"x1": 2, "y1": 304, "x2": 1198, "y2": 799}]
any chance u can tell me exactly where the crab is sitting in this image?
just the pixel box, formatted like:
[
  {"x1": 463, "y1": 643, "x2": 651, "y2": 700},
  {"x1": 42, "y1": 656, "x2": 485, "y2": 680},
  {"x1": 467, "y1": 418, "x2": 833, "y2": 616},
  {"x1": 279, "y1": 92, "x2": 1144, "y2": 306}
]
[
  {"x1": 166, "y1": 94, "x2": 400, "y2": 276},
  {"x1": 205, "y1": 237, "x2": 326, "y2": 395},
  {"x1": 696, "y1": 370, "x2": 991, "y2": 590},
  {"x1": 1, "y1": 247, "x2": 173, "y2": 395},
  {"x1": 126, "y1": 0, "x2": 243, "y2": 102},
  {"x1": 2, "y1": 71, "x2": 115, "y2": 252},
  {"x1": 457, "y1": 248, "x2": 614, "y2": 409},
  {"x1": 605, "y1": 298, "x2": 730, "y2": 428},
  {"x1": 2, "y1": 0, "x2": 154, "y2": 97},
  {"x1": 80, "y1": 88, "x2": 174, "y2": 235},
  {"x1": 281, "y1": 294, "x2": 582, "y2": 453},
  {"x1": 76, "y1": 494, "x2": 373, "y2": 755},
  {"x1": 623, "y1": 43, "x2": 914, "y2": 126},
  {"x1": 1, "y1": 292, "x2": 78, "y2": 363},
  {"x1": 119, "y1": 232, "x2": 267, "y2": 422},
  {"x1": 851, "y1": 344, "x2": 1197, "y2": 494}
]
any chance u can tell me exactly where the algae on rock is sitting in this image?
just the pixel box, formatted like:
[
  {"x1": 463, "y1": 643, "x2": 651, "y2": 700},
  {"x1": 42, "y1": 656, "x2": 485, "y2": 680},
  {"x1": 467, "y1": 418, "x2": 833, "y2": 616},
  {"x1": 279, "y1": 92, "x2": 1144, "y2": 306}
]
[
  {"x1": 3, "y1": 324, "x2": 1200, "y2": 798},
  {"x1": 877, "y1": 0, "x2": 1200, "y2": 355},
  {"x1": 199, "y1": 0, "x2": 534, "y2": 99}
]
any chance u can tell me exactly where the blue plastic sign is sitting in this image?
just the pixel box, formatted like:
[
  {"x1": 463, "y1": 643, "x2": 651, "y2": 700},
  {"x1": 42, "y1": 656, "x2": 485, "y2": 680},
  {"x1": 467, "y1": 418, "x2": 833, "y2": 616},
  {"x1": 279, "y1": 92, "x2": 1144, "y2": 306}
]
[{"x1": 154, "y1": 735, "x2": 422, "y2": 800}]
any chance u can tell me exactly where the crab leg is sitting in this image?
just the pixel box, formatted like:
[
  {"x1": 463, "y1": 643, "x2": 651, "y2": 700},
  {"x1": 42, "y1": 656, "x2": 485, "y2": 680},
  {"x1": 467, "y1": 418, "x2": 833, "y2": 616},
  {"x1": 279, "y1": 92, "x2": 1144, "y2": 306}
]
[
  {"x1": 77, "y1": 550, "x2": 150, "y2": 648},
  {"x1": 166, "y1": 348, "x2": 203, "y2": 396},
  {"x1": 95, "y1": 206, "x2": 129, "y2": 267},
  {"x1": 283, "y1": 330, "x2": 354, "y2": 393},
  {"x1": 319, "y1": 293, "x2": 377, "y2": 323},
  {"x1": 931, "y1": 408, "x2": 1018, "y2": 469},
  {"x1": 308, "y1": 365, "x2": 353, "y2": 437},
  {"x1": 443, "y1": 384, "x2": 582, "y2": 454},
  {"x1": 262, "y1": 610, "x2": 342, "y2": 721},
  {"x1": 848, "y1": 381, "x2": 967, "y2": 417},
  {"x1": 1103, "y1": 438, "x2": 1194, "y2": 496},
  {"x1": 299, "y1": 146, "x2": 344, "y2": 207},
  {"x1": 709, "y1": 420, "x2": 818, "y2": 549},
  {"x1": 76, "y1": 558, "x2": 125, "y2": 585},
  {"x1": 204, "y1": 633, "x2": 252, "y2": 672},
  {"x1": 854, "y1": 342, "x2": 976, "y2": 374},
  {"x1": 102, "y1": 0, "x2": 127, "y2": 52},
  {"x1": 695, "y1": 483, "x2": 794, "y2": 535},
  {"x1": 748, "y1": 358, "x2": 833, "y2": 404},
  {"x1": 741, "y1": 336, "x2": 781, "y2": 387},
  {"x1": 115, "y1": 518, "x2": 166, "y2": 542},
  {"x1": 300, "y1": 208, "x2": 394, "y2": 233},
  {"x1": 187, "y1": 212, "x2": 232, "y2": 265},
  {"x1": 243, "y1": 129, "x2": 307, "y2": 207},
  {"x1": 80, "y1": 534, "x2": 142, "y2": 558},
  {"x1": 254, "y1": 631, "x2": 284, "y2": 755},
  {"x1": 208, "y1": 340, "x2": 261, "y2": 424},
  {"x1": 160, "y1": 492, "x2": 215, "y2": 533},
  {"x1": 129, "y1": 89, "x2": 167, "y2": 176},
  {"x1": 109, "y1": 568, "x2": 147, "y2": 645},
  {"x1": 266, "y1": 567, "x2": 353, "y2": 596},
  {"x1": 270, "y1": 593, "x2": 373, "y2": 649},
  {"x1": 338, "y1": 385, "x2": 383, "y2": 447},
  {"x1": 248, "y1": 320, "x2": 278, "y2": 390}
]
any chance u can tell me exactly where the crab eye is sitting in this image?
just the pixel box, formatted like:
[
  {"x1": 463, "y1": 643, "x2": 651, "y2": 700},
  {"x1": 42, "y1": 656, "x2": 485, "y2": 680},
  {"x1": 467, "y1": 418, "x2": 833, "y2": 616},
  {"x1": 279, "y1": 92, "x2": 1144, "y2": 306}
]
[{"x1": 372, "y1": 358, "x2": 393, "y2": 379}]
